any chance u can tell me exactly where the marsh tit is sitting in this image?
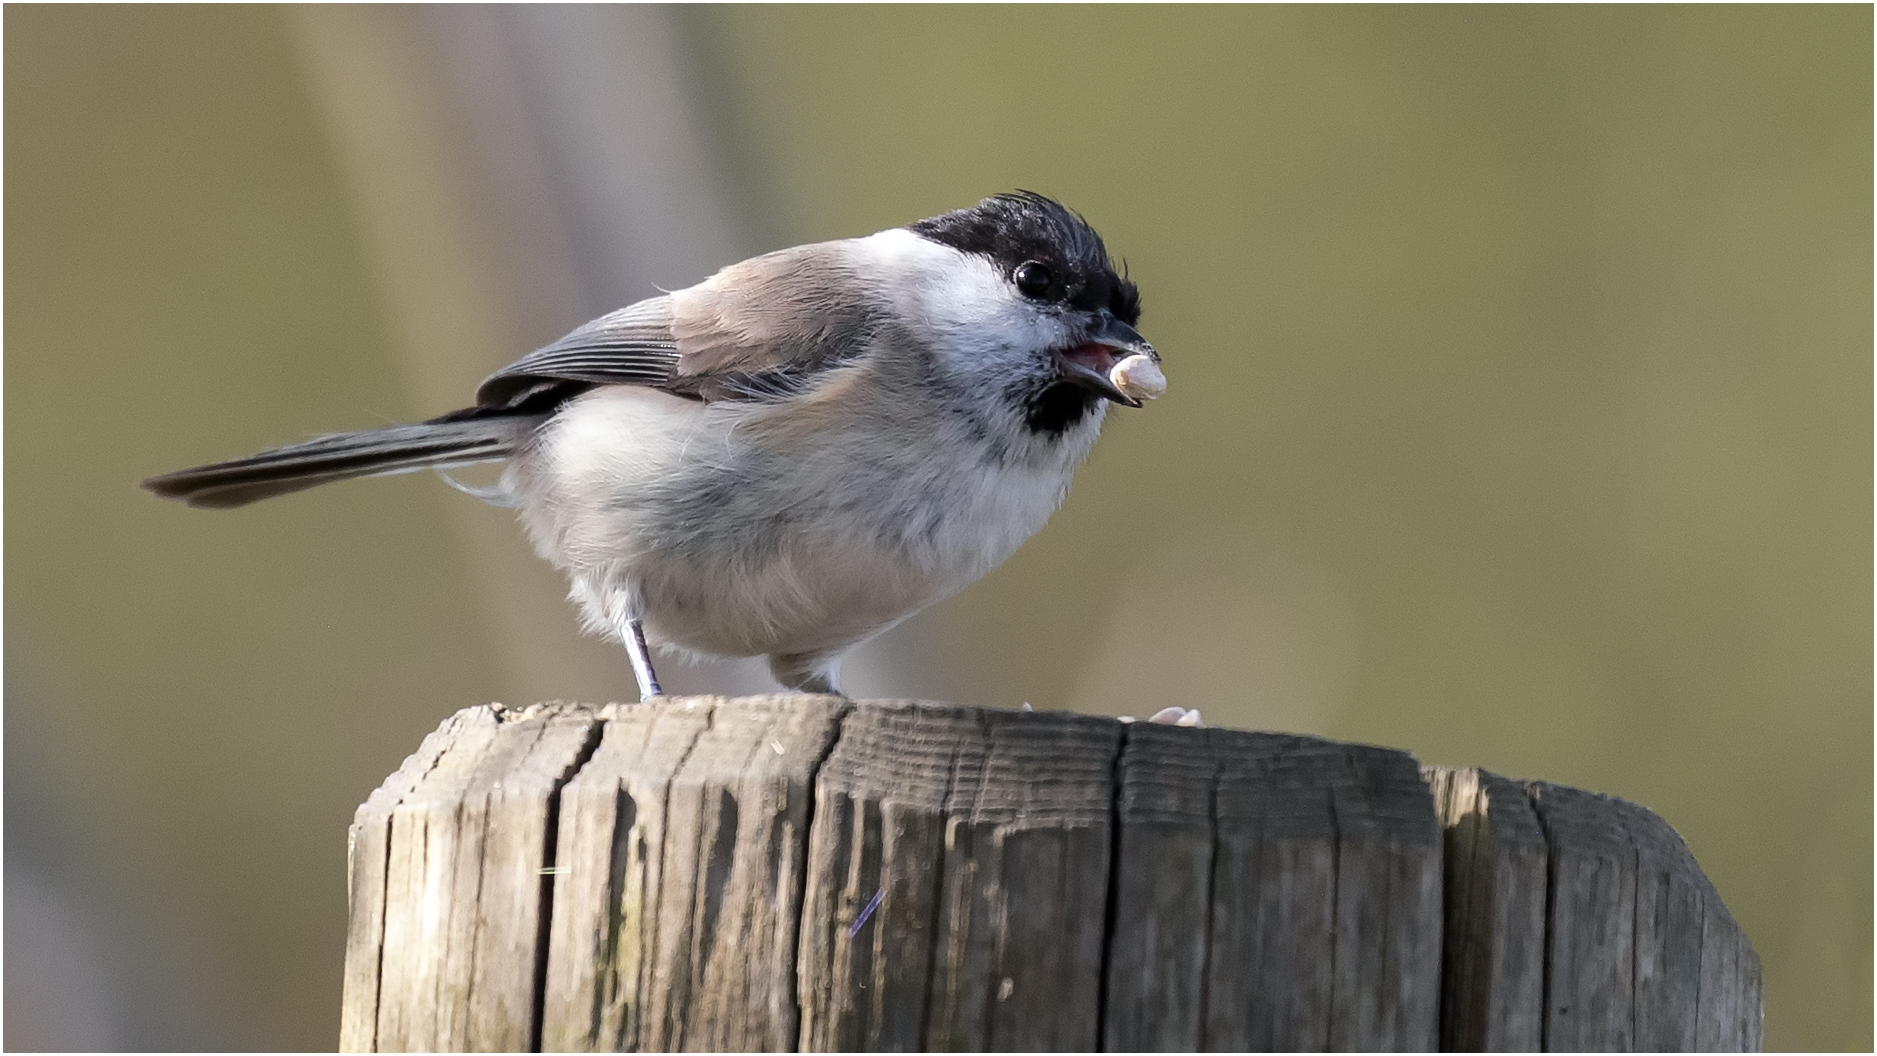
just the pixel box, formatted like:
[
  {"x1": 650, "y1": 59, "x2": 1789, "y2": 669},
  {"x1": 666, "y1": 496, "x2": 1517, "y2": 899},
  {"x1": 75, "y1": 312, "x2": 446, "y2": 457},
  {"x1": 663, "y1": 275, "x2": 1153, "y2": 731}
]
[{"x1": 144, "y1": 192, "x2": 1166, "y2": 700}]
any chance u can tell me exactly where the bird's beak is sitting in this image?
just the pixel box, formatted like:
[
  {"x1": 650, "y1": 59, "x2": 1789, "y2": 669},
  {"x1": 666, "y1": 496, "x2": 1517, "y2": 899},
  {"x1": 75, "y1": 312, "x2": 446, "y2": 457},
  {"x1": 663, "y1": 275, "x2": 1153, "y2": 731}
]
[{"x1": 1053, "y1": 312, "x2": 1160, "y2": 407}]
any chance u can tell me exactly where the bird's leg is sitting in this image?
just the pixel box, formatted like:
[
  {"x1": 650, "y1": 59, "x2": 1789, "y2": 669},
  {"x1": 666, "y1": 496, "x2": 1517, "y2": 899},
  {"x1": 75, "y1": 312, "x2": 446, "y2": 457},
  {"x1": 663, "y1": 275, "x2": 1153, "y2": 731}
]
[{"x1": 624, "y1": 618, "x2": 665, "y2": 700}]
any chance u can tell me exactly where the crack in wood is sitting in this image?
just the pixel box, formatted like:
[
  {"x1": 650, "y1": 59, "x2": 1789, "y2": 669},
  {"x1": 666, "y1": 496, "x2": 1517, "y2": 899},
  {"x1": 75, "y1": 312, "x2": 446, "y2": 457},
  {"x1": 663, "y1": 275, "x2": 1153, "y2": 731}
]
[{"x1": 341, "y1": 699, "x2": 1761, "y2": 1053}]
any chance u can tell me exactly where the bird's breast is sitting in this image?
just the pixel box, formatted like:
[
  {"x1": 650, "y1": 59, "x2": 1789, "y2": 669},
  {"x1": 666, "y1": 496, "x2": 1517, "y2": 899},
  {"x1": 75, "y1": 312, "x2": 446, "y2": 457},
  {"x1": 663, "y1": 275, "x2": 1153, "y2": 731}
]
[{"x1": 511, "y1": 382, "x2": 1094, "y2": 658}]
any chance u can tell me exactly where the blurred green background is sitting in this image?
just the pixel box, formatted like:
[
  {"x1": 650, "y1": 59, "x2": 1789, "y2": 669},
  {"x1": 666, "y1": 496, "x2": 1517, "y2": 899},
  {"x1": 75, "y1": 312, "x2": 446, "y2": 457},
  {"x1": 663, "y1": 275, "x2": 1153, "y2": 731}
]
[{"x1": 6, "y1": 5, "x2": 1868, "y2": 1050}]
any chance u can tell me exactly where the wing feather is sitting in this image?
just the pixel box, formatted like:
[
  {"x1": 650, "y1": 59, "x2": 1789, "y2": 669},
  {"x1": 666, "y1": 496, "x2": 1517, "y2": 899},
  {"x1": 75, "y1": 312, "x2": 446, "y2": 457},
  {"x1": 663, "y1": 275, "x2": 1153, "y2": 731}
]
[
  {"x1": 476, "y1": 297, "x2": 681, "y2": 407},
  {"x1": 473, "y1": 240, "x2": 884, "y2": 411}
]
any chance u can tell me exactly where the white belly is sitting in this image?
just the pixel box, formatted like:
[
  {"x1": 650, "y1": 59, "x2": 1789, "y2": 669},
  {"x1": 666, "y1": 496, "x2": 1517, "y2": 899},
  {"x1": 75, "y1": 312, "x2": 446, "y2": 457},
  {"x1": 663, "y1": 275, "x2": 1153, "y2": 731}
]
[{"x1": 507, "y1": 384, "x2": 1099, "y2": 663}]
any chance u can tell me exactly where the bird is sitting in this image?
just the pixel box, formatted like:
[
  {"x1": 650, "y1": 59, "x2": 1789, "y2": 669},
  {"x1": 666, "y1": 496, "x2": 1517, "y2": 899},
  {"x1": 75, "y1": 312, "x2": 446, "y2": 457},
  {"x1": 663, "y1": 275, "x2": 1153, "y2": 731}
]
[{"x1": 143, "y1": 191, "x2": 1166, "y2": 701}]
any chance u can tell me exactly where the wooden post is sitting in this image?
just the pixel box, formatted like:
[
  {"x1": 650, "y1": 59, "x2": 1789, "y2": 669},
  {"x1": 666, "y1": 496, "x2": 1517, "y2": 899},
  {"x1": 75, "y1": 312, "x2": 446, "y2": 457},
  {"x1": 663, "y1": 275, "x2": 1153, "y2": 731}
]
[{"x1": 341, "y1": 697, "x2": 1762, "y2": 1052}]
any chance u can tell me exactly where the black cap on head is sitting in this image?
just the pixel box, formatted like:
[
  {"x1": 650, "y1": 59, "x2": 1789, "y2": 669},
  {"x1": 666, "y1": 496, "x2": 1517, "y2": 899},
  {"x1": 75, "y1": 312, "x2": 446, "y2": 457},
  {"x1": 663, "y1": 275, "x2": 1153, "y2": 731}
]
[{"x1": 910, "y1": 191, "x2": 1141, "y2": 325}]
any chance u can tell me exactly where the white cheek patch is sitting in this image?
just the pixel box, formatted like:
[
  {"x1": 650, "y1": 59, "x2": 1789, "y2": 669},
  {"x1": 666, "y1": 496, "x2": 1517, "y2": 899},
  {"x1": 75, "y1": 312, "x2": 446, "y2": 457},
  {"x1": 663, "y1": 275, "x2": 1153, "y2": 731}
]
[
  {"x1": 931, "y1": 256, "x2": 1035, "y2": 341},
  {"x1": 858, "y1": 233, "x2": 1069, "y2": 381}
]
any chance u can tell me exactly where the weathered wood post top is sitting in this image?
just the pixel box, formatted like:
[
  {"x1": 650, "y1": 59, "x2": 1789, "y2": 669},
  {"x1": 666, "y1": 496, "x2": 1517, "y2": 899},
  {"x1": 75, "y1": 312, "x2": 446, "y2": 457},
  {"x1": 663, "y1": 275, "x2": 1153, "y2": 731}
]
[{"x1": 341, "y1": 696, "x2": 1762, "y2": 1052}]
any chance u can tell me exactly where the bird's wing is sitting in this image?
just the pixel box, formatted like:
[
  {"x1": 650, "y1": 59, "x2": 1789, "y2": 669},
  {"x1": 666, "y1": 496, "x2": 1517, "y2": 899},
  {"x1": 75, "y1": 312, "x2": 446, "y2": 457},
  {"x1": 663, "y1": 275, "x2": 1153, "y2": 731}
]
[
  {"x1": 474, "y1": 242, "x2": 884, "y2": 410},
  {"x1": 474, "y1": 296, "x2": 683, "y2": 409}
]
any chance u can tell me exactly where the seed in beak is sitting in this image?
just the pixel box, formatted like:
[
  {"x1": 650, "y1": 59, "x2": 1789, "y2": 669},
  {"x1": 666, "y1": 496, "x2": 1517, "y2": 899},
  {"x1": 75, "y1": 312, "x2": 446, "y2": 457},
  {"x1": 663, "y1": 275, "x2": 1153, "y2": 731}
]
[{"x1": 1110, "y1": 353, "x2": 1166, "y2": 402}]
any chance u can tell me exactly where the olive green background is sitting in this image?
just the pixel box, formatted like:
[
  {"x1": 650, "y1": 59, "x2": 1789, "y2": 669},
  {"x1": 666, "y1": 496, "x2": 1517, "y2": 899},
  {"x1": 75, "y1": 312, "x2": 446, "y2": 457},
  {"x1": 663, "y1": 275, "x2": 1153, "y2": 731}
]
[{"x1": 7, "y1": 6, "x2": 1869, "y2": 1050}]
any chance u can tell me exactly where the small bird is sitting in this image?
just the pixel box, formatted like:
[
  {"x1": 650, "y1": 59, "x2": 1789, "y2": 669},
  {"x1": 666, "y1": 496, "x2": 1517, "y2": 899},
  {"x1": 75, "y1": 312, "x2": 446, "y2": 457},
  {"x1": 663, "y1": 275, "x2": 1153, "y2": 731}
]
[{"x1": 143, "y1": 192, "x2": 1165, "y2": 700}]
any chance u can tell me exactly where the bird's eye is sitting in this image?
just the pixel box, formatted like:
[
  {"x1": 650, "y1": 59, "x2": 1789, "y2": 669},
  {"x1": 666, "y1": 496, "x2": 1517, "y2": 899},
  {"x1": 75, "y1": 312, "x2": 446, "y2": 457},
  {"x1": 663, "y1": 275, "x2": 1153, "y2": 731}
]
[{"x1": 1014, "y1": 261, "x2": 1054, "y2": 298}]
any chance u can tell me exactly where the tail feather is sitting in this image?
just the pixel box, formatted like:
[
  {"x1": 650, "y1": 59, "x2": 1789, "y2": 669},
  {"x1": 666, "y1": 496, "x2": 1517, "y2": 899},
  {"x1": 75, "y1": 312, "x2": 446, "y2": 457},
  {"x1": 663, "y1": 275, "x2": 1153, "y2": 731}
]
[{"x1": 142, "y1": 416, "x2": 540, "y2": 509}]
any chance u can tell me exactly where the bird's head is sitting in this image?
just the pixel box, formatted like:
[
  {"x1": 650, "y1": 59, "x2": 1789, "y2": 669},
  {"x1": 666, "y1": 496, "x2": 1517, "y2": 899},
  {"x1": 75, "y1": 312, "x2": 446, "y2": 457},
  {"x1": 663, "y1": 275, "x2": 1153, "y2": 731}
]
[{"x1": 898, "y1": 191, "x2": 1163, "y2": 438}]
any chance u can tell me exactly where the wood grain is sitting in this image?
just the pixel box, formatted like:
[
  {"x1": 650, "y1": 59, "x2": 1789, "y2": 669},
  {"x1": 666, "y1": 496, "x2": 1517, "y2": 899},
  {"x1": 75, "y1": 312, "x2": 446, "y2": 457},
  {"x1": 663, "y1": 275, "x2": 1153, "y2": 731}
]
[
  {"x1": 657, "y1": 695, "x2": 847, "y2": 1051},
  {"x1": 1424, "y1": 766, "x2": 1547, "y2": 1051},
  {"x1": 1527, "y1": 781, "x2": 1764, "y2": 1053},
  {"x1": 343, "y1": 707, "x2": 482, "y2": 1052},
  {"x1": 342, "y1": 698, "x2": 1760, "y2": 1053},
  {"x1": 1197, "y1": 733, "x2": 1442, "y2": 1051},
  {"x1": 798, "y1": 702, "x2": 1122, "y2": 1051},
  {"x1": 796, "y1": 701, "x2": 982, "y2": 1052},
  {"x1": 1101, "y1": 721, "x2": 1217, "y2": 1052},
  {"x1": 1329, "y1": 743, "x2": 1443, "y2": 1051},
  {"x1": 538, "y1": 698, "x2": 713, "y2": 1052},
  {"x1": 345, "y1": 702, "x2": 601, "y2": 1052}
]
